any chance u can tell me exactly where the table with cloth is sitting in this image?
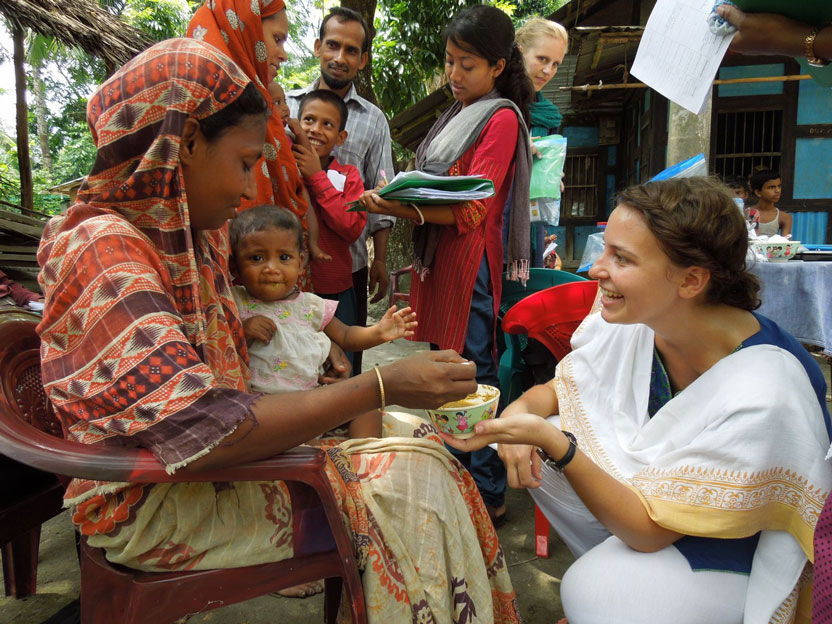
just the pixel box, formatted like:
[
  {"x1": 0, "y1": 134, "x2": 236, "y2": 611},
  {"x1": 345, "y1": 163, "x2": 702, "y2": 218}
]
[{"x1": 750, "y1": 260, "x2": 832, "y2": 356}]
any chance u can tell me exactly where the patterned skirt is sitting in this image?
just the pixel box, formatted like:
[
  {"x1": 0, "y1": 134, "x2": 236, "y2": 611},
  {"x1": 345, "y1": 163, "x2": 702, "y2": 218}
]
[{"x1": 80, "y1": 412, "x2": 520, "y2": 623}]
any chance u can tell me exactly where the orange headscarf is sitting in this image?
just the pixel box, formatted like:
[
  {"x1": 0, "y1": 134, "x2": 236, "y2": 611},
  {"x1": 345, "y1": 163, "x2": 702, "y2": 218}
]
[
  {"x1": 187, "y1": 0, "x2": 306, "y2": 220},
  {"x1": 38, "y1": 39, "x2": 257, "y2": 459}
]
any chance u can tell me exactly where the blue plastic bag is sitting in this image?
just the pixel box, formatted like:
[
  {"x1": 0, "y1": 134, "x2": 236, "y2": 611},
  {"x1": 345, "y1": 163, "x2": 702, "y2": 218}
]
[{"x1": 649, "y1": 153, "x2": 707, "y2": 182}]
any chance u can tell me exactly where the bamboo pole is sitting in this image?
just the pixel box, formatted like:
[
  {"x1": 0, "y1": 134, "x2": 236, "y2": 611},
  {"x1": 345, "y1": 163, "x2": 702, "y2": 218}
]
[{"x1": 561, "y1": 74, "x2": 812, "y2": 92}]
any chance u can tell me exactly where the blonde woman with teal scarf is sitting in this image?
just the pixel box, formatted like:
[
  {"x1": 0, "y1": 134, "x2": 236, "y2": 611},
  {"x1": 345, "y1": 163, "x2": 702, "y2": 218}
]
[{"x1": 505, "y1": 17, "x2": 568, "y2": 266}]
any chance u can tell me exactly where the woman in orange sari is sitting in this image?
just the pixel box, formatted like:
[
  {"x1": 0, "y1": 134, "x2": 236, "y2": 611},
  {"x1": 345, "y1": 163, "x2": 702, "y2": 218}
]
[{"x1": 187, "y1": 0, "x2": 308, "y2": 219}]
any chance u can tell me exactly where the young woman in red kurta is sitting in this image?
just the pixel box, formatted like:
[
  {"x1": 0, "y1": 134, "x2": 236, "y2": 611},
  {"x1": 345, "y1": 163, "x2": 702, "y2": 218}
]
[{"x1": 360, "y1": 4, "x2": 533, "y2": 524}]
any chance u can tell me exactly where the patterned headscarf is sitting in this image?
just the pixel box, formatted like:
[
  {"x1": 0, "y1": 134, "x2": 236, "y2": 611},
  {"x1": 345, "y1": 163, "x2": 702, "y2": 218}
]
[
  {"x1": 187, "y1": 0, "x2": 306, "y2": 221},
  {"x1": 38, "y1": 39, "x2": 257, "y2": 447}
]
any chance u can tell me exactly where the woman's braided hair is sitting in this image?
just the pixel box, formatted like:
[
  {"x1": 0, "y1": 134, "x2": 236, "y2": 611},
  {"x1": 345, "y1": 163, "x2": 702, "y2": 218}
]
[{"x1": 617, "y1": 177, "x2": 761, "y2": 310}]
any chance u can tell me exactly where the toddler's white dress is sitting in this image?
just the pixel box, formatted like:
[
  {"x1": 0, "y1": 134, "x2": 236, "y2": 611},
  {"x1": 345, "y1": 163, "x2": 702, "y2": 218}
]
[{"x1": 233, "y1": 287, "x2": 337, "y2": 392}]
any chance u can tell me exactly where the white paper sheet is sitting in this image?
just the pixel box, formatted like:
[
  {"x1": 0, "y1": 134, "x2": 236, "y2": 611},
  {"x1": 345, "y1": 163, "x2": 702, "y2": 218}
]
[{"x1": 631, "y1": 0, "x2": 732, "y2": 114}]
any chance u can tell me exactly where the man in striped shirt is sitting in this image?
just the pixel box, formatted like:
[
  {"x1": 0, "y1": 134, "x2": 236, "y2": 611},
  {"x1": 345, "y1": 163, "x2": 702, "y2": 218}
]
[{"x1": 287, "y1": 6, "x2": 395, "y2": 374}]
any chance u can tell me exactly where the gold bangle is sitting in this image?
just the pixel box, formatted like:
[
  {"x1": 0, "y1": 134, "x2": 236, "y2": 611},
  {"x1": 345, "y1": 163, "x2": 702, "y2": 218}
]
[
  {"x1": 805, "y1": 26, "x2": 830, "y2": 68},
  {"x1": 373, "y1": 366, "x2": 386, "y2": 412}
]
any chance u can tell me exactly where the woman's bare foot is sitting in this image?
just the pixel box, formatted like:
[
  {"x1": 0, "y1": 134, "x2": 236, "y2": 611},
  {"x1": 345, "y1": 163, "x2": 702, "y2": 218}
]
[{"x1": 274, "y1": 580, "x2": 324, "y2": 599}]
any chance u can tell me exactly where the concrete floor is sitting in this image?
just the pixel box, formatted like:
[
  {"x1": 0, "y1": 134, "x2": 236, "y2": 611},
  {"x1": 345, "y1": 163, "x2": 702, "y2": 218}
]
[{"x1": 0, "y1": 337, "x2": 574, "y2": 624}]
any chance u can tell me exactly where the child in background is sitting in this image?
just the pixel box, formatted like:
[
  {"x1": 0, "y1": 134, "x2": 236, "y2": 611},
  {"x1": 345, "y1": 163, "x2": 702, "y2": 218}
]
[
  {"x1": 750, "y1": 170, "x2": 792, "y2": 237},
  {"x1": 725, "y1": 175, "x2": 749, "y2": 205},
  {"x1": 725, "y1": 175, "x2": 758, "y2": 229},
  {"x1": 541, "y1": 233, "x2": 563, "y2": 270},
  {"x1": 291, "y1": 90, "x2": 367, "y2": 366},
  {"x1": 268, "y1": 81, "x2": 329, "y2": 262},
  {"x1": 230, "y1": 205, "x2": 417, "y2": 440}
]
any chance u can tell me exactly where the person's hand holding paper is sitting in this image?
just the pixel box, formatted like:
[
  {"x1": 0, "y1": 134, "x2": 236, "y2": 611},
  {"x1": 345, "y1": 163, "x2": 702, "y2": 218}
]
[{"x1": 712, "y1": 1, "x2": 832, "y2": 84}]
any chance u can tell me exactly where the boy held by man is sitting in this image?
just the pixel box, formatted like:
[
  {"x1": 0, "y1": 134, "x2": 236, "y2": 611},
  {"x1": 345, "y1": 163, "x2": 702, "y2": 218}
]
[
  {"x1": 750, "y1": 170, "x2": 792, "y2": 237},
  {"x1": 268, "y1": 81, "x2": 329, "y2": 262},
  {"x1": 291, "y1": 90, "x2": 368, "y2": 366}
]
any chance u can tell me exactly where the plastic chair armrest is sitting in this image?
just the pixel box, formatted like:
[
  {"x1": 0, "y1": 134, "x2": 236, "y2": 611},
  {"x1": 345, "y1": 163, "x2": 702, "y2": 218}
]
[{"x1": 0, "y1": 414, "x2": 326, "y2": 484}]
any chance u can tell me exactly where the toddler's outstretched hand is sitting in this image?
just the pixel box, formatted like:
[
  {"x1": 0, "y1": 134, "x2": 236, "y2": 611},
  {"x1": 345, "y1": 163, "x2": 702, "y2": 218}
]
[
  {"x1": 243, "y1": 314, "x2": 277, "y2": 345},
  {"x1": 377, "y1": 305, "x2": 417, "y2": 342},
  {"x1": 287, "y1": 118, "x2": 311, "y2": 150}
]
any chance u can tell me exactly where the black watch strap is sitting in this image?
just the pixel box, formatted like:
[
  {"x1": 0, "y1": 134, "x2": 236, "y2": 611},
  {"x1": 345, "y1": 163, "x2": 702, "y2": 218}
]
[{"x1": 536, "y1": 431, "x2": 577, "y2": 472}]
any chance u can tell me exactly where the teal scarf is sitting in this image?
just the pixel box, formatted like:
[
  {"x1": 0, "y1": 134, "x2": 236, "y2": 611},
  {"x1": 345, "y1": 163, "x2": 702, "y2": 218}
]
[{"x1": 529, "y1": 92, "x2": 562, "y2": 137}]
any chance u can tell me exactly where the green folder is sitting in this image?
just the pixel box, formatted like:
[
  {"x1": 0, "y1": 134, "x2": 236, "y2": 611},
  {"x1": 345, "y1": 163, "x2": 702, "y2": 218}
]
[
  {"x1": 347, "y1": 170, "x2": 495, "y2": 210},
  {"x1": 733, "y1": 0, "x2": 832, "y2": 86}
]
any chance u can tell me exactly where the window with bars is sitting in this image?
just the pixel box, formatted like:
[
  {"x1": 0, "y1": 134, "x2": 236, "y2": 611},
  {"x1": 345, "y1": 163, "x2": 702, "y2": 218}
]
[
  {"x1": 562, "y1": 153, "x2": 599, "y2": 218},
  {"x1": 713, "y1": 109, "x2": 783, "y2": 179}
]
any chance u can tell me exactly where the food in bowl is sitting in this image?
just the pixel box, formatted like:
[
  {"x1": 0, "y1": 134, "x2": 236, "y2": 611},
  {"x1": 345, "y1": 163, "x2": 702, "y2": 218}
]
[
  {"x1": 426, "y1": 384, "x2": 500, "y2": 439},
  {"x1": 751, "y1": 240, "x2": 800, "y2": 262}
]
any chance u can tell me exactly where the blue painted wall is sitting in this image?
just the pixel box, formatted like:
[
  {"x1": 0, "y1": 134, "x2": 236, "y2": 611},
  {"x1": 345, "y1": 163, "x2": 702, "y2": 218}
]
[
  {"x1": 718, "y1": 64, "x2": 785, "y2": 97},
  {"x1": 792, "y1": 212, "x2": 828, "y2": 245},
  {"x1": 561, "y1": 126, "x2": 599, "y2": 148},
  {"x1": 797, "y1": 79, "x2": 832, "y2": 125},
  {"x1": 794, "y1": 138, "x2": 832, "y2": 199}
]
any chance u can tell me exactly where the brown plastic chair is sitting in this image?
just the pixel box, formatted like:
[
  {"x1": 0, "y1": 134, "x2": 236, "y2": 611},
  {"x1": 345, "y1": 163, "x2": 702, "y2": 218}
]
[
  {"x1": 388, "y1": 265, "x2": 411, "y2": 308},
  {"x1": 0, "y1": 308, "x2": 65, "y2": 597},
  {"x1": 0, "y1": 309, "x2": 366, "y2": 624}
]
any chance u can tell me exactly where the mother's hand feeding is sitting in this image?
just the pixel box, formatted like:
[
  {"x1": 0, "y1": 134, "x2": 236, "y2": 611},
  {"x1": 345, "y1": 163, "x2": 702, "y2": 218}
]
[{"x1": 384, "y1": 350, "x2": 478, "y2": 409}]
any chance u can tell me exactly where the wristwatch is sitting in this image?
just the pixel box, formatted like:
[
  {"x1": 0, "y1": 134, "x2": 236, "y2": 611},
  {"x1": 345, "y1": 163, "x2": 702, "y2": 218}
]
[
  {"x1": 536, "y1": 431, "x2": 578, "y2": 472},
  {"x1": 805, "y1": 27, "x2": 830, "y2": 68}
]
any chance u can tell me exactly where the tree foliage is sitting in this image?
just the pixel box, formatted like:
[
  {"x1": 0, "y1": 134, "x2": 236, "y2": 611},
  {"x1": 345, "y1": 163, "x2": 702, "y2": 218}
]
[
  {"x1": 3, "y1": 0, "x2": 199, "y2": 213},
  {"x1": 121, "y1": 0, "x2": 197, "y2": 40},
  {"x1": 371, "y1": 0, "x2": 472, "y2": 117},
  {"x1": 281, "y1": 0, "x2": 323, "y2": 89}
]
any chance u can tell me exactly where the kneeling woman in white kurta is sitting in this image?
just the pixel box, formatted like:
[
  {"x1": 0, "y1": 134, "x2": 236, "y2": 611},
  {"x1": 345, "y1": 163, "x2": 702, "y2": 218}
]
[{"x1": 444, "y1": 176, "x2": 832, "y2": 623}]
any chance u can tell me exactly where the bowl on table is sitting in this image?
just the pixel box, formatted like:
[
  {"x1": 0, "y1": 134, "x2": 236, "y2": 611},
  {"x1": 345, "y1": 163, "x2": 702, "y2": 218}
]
[
  {"x1": 751, "y1": 240, "x2": 800, "y2": 262},
  {"x1": 426, "y1": 384, "x2": 500, "y2": 439}
]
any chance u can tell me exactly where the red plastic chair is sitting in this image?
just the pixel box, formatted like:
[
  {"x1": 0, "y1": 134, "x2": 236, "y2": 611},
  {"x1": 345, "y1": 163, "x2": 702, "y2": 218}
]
[
  {"x1": 501, "y1": 280, "x2": 599, "y2": 558},
  {"x1": 0, "y1": 309, "x2": 366, "y2": 624}
]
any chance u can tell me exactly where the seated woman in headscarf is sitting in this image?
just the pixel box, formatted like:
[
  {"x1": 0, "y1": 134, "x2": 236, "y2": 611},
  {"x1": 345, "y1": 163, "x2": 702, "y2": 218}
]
[{"x1": 36, "y1": 38, "x2": 520, "y2": 623}]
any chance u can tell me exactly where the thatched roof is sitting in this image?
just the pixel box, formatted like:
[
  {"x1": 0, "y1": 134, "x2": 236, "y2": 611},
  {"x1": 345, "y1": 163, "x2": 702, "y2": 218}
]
[{"x1": 1, "y1": 0, "x2": 153, "y2": 68}]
